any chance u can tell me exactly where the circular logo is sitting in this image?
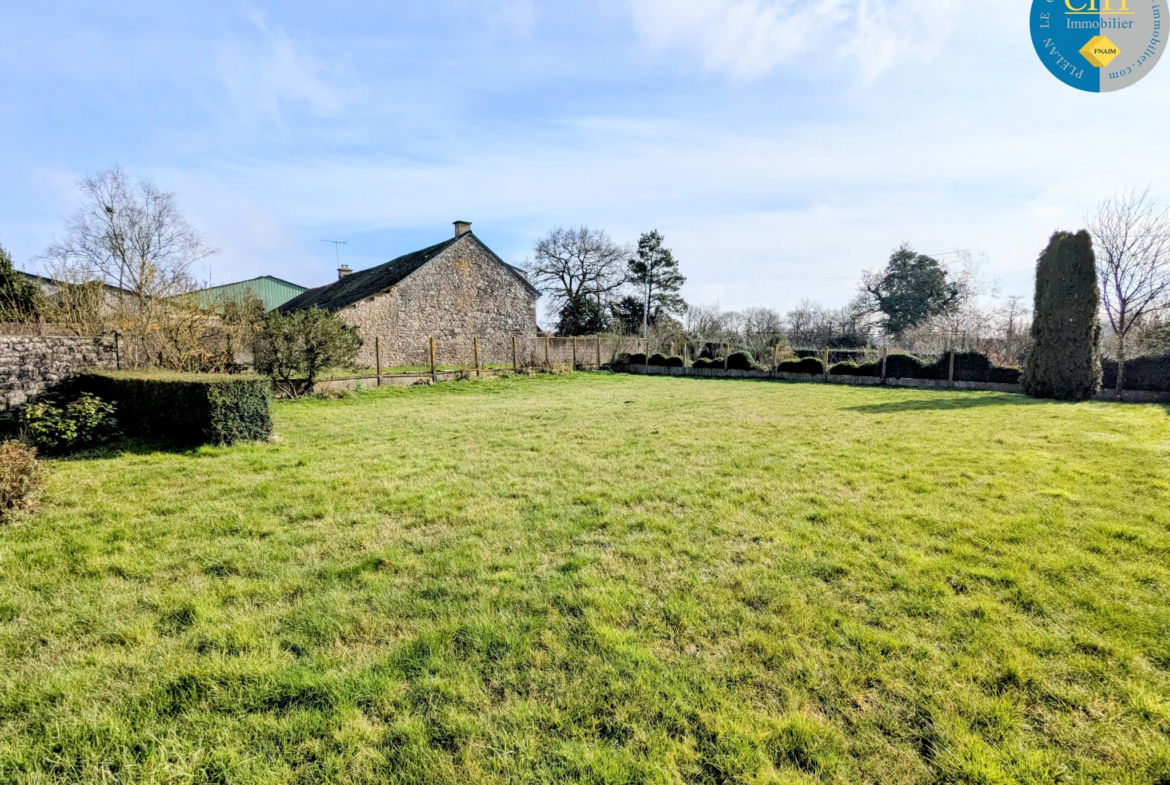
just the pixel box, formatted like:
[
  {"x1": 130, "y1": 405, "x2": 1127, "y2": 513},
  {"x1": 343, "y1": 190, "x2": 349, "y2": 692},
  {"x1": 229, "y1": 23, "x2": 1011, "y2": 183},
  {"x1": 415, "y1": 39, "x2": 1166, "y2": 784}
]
[{"x1": 1030, "y1": 0, "x2": 1165, "y2": 91}]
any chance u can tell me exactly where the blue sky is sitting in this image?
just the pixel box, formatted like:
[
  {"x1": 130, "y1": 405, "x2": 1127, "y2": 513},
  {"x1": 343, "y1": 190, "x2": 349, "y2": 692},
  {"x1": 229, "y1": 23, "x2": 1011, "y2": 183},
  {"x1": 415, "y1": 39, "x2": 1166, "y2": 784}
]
[{"x1": 1, "y1": 0, "x2": 1167, "y2": 318}]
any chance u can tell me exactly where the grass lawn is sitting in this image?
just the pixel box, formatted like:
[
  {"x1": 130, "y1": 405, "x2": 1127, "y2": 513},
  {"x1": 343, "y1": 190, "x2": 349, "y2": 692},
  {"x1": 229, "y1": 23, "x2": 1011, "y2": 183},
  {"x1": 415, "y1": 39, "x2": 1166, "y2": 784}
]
[{"x1": 1, "y1": 373, "x2": 1169, "y2": 784}]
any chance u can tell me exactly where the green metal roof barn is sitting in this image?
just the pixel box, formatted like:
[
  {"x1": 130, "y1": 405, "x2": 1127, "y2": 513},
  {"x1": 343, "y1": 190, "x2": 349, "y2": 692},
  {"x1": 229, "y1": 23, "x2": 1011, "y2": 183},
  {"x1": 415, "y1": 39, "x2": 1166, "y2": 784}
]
[{"x1": 195, "y1": 276, "x2": 308, "y2": 312}]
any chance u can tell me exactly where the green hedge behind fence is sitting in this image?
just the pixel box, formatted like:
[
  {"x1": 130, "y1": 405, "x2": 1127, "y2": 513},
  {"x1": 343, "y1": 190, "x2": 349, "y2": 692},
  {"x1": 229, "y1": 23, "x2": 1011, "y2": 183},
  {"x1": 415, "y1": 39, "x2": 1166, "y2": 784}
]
[{"x1": 76, "y1": 371, "x2": 273, "y2": 446}]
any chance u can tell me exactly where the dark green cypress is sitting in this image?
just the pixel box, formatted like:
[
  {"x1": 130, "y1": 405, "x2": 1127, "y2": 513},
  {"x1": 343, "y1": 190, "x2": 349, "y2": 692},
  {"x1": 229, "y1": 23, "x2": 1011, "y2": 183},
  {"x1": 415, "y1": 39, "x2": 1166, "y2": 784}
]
[{"x1": 1023, "y1": 230, "x2": 1101, "y2": 401}]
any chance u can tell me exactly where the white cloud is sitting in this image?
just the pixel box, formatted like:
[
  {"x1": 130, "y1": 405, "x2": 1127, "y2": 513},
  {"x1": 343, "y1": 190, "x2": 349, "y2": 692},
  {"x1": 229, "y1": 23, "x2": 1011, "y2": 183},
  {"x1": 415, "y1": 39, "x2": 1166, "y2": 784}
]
[
  {"x1": 213, "y1": 12, "x2": 358, "y2": 125},
  {"x1": 628, "y1": 0, "x2": 958, "y2": 82}
]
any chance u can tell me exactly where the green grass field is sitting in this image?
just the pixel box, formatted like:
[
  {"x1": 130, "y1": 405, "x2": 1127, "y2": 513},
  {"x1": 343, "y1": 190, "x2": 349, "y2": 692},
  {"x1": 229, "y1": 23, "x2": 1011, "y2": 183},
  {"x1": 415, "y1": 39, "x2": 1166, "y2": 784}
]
[{"x1": 1, "y1": 373, "x2": 1169, "y2": 784}]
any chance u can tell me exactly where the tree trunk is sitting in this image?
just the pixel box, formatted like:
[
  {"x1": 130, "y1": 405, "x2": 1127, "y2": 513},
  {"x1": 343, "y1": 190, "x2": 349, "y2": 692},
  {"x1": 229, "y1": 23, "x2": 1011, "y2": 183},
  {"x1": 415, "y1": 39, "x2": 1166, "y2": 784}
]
[{"x1": 1116, "y1": 335, "x2": 1126, "y2": 391}]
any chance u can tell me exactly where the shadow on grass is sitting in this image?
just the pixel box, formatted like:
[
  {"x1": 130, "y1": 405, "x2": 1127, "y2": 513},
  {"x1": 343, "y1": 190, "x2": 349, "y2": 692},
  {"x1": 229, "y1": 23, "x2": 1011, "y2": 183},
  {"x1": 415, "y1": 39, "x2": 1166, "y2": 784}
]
[
  {"x1": 50, "y1": 438, "x2": 217, "y2": 462},
  {"x1": 846, "y1": 393, "x2": 1039, "y2": 413}
]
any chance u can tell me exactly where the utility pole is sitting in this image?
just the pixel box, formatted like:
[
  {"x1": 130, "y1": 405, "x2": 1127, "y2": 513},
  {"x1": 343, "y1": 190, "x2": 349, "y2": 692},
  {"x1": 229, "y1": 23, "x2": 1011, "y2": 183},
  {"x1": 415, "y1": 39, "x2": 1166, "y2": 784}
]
[{"x1": 643, "y1": 276, "x2": 651, "y2": 340}]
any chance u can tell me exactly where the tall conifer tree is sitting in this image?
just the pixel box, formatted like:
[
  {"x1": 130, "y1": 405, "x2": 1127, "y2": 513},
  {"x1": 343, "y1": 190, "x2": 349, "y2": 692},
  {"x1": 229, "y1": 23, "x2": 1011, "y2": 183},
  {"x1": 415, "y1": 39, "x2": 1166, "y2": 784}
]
[{"x1": 1023, "y1": 230, "x2": 1101, "y2": 400}]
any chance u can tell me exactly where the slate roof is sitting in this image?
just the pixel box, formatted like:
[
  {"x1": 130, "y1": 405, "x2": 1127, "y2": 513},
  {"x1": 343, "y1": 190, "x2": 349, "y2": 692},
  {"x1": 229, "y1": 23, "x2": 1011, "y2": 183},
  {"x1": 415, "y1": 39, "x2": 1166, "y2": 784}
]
[{"x1": 281, "y1": 234, "x2": 538, "y2": 313}]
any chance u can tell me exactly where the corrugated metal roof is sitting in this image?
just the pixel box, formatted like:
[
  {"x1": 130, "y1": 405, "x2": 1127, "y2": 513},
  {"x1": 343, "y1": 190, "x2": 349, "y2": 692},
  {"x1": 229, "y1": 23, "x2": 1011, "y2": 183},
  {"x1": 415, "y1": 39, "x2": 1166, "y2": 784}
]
[{"x1": 196, "y1": 276, "x2": 308, "y2": 312}]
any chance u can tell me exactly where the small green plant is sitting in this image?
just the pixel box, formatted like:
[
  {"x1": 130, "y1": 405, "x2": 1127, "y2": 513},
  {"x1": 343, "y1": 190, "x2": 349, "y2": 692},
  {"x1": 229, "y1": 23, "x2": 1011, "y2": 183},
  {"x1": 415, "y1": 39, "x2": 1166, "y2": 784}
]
[
  {"x1": 253, "y1": 307, "x2": 362, "y2": 397},
  {"x1": 20, "y1": 394, "x2": 118, "y2": 453},
  {"x1": 0, "y1": 440, "x2": 43, "y2": 520}
]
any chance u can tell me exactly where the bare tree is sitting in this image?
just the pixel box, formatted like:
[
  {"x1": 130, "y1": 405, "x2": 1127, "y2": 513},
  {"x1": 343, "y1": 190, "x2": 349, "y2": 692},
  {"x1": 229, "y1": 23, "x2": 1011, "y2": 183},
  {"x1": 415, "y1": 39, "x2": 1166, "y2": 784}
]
[
  {"x1": 738, "y1": 306, "x2": 786, "y2": 359},
  {"x1": 524, "y1": 226, "x2": 629, "y2": 314},
  {"x1": 1086, "y1": 185, "x2": 1170, "y2": 389},
  {"x1": 684, "y1": 302, "x2": 730, "y2": 358},
  {"x1": 41, "y1": 168, "x2": 219, "y2": 367}
]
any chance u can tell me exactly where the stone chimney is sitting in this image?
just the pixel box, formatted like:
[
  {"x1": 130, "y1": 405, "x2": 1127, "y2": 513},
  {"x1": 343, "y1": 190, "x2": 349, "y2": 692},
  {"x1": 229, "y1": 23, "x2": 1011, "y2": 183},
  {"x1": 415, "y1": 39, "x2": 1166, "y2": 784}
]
[
  {"x1": 454, "y1": 221, "x2": 472, "y2": 238},
  {"x1": 338, "y1": 265, "x2": 352, "y2": 279}
]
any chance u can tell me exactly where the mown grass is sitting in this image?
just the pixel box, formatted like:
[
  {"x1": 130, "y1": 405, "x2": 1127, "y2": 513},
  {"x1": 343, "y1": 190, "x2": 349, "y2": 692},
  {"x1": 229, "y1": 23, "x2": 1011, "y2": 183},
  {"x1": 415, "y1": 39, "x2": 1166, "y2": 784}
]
[{"x1": 1, "y1": 373, "x2": 1169, "y2": 784}]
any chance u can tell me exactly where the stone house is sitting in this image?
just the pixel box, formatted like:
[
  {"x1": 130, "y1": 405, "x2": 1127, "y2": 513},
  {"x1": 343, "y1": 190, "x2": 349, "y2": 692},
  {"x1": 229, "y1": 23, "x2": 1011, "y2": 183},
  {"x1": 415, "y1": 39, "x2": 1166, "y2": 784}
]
[{"x1": 281, "y1": 222, "x2": 540, "y2": 368}]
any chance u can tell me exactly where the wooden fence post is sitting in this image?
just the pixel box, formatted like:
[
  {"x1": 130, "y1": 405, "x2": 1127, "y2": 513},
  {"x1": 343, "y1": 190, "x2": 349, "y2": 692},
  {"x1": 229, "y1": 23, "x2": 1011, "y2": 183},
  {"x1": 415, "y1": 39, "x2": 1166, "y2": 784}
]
[
  {"x1": 724, "y1": 343, "x2": 729, "y2": 371},
  {"x1": 545, "y1": 334, "x2": 550, "y2": 367},
  {"x1": 881, "y1": 344, "x2": 888, "y2": 382},
  {"x1": 823, "y1": 347, "x2": 830, "y2": 381},
  {"x1": 375, "y1": 337, "x2": 383, "y2": 386},
  {"x1": 772, "y1": 344, "x2": 778, "y2": 372},
  {"x1": 596, "y1": 337, "x2": 601, "y2": 368},
  {"x1": 114, "y1": 332, "x2": 121, "y2": 370},
  {"x1": 429, "y1": 337, "x2": 437, "y2": 382},
  {"x1": 512, "y1": 336, "x2": 518, "y2": 372},
  {"x1": 474, "y1": 336, "x2": 481, "y2": 377},
  {"x1": 572, "y1": 337, "x2": 577, "y2": 371},
  {"x1": 948, "y1": 349, "x2": 956, "y2": 386}
]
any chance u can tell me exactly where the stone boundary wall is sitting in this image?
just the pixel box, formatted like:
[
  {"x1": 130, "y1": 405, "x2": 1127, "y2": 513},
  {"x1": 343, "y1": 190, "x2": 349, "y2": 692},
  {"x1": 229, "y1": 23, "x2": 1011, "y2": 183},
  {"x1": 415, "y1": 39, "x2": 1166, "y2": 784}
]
[
  {"x1": 616, "y1": 364, "x2": 1170, "y2": 403},
  {"x1": 0, "y1": 334, "x2": 118, "y2": 412}
]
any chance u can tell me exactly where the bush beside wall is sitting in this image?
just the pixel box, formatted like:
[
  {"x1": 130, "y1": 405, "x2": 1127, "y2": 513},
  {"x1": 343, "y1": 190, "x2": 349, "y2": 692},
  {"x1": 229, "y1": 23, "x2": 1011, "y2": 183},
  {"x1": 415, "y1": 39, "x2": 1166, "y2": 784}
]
[
  {"x1": 1101, "y1": 354, "x2": 1170, "y2": 391},
  {"x1": 829, "y1": 361, "x2": 858, "y2": 376},
  {"x1": 726, "y1": 351, "x2": 765, "y2": 371},
  {"x1": 77, "y1": 371, "x2": 273, "y2": 446},
  {"x1": 777, "y1": 357, "x2": 825, "y2": 375},
  {"x1": 647, "y1": 353, "x2": 686, "y2": 368}
]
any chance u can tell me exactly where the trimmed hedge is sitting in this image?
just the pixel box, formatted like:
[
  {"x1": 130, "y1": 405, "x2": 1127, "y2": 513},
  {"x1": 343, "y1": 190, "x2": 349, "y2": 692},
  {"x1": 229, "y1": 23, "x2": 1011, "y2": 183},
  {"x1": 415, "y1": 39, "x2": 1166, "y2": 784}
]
[
  {"x1": 692, "y1": 357, "x2": 720, "y2": 369},
  {"x1": 648, "y1": 353, "x2": 686, "y2": 368},
  {"x1": 777, "y1": 357, "x2": 824, "y2": 375},
  {"x1": 1101, "y1": 354, "x2": 1170, "y2": 391},
  {"x1": 77, "y1": 371, "x2": 273, "y2": 446},
  {"x1": 727, "y1": 351, "x2": 765, "y2": 371},
  {"x1": 884, "y1": 353, "x2": 941, "y2": 380},
  {"x1": 829, "y1": 361, "x2": 858, "y2": 376}
]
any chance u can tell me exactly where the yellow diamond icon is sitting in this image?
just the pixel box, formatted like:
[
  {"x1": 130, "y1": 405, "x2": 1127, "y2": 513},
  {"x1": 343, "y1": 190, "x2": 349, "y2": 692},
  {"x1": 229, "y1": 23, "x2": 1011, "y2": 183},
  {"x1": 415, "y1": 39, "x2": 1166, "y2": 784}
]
[{"x1": 1080, "y1": 35, "x2": 1121, "y2": 68}]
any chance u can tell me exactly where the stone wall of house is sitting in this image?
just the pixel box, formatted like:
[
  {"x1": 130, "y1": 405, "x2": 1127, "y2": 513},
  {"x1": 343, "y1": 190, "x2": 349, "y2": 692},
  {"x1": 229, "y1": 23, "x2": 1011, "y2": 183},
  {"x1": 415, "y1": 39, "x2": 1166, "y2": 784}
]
[
  {"x1": 340, "y1": 237, "x2": 539, "y2": 368},
  {"x1": 0, "y1": 335, "x2": 118, "y2": 412}
]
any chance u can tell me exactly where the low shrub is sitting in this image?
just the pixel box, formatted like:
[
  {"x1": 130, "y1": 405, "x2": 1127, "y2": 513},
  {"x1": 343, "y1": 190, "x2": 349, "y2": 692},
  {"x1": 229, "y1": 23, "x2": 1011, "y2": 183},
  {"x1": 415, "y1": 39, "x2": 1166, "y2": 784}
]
[
  {"x1": 829, "y1": 361, "x2": 858, "y2": 376},
  {"x1": 648, "y1": 353, "x2": 685, "y2": 368},
  {"x1": 20, "y1": 394, "x2": 118, "y2": 454},
  {"x1": 777, "y1": 357, "x2": 824, "y2": 375},
  {"x1": 0, "y1": 441, "x2": 42, "y2": 521},
  {"x1": 987, "y1": 366, "x2": 1023, "y2": 384},
  {"x1": 692, "y1": 357, "x2": 720, "y2": 369},
  {"x1": 884, "y1": 353, "x2": 940, "y2": 380},
  {"x1": 1101, "y1": 354, "x2": 1170, "y2": 391},
  {"x1": 726, "y1": 351, "x2": 765, "y2": 371},
  {"x1": 626, "y1": 353, "x2": 647, "y2": 366},
  {"x1": 851, "y1": 361, "x2": 882, "y2": 377},
  {"x1": 77, "y1": 371, "x2": 273, "y2": 446}
]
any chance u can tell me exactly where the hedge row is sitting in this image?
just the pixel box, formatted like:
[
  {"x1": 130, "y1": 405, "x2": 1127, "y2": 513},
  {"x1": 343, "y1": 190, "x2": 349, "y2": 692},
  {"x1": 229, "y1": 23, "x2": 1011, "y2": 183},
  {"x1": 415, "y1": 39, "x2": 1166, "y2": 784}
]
[
  {"x1": 822, "y1": 352, "x2": 1022, "y2": 384},
  {"x1": 619, "y1": 350, "x2": 1024, "y2": 385},
  {"x1": 1101, "y1": 354, "x2": 1170, "y2": 392},
  {"x1": 76, "y1": 371, "x2": 273, "y2": 445}
]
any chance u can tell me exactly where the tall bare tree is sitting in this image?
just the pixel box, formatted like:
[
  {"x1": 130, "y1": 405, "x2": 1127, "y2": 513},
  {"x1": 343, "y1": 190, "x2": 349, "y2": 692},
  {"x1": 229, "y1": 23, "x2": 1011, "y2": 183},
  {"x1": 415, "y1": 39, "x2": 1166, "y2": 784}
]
[
  {"x1": 41, "y1": 168, "x2": 219, "y2": 366},
  {"x1": 683, "y1": 302, "x2": 729, "y2": 357},
  {"x1": 738, "y1": 306, "x2": 786, "y2": 358},
  {"x1": 1086, "y1": 185, "x2": 1170, "y2": 389},
  {"x1": 525, "y1": 226, "x2": 629, "y2": 315}
]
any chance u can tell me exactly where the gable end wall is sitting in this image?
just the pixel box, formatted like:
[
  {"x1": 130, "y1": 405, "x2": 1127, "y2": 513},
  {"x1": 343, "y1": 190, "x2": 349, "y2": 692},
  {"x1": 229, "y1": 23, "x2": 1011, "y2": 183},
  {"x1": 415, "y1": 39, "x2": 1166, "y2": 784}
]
[{"x1": 340, "y1": 238, "x2": 538, "y2": 367}]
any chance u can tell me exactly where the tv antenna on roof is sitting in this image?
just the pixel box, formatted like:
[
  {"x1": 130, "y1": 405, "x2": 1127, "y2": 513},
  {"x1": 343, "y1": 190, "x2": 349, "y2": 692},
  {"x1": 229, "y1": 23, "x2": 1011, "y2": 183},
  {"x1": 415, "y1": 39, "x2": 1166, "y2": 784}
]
[{"x1": 322, "y1": 240, "x2": 348, "y2": 267}]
